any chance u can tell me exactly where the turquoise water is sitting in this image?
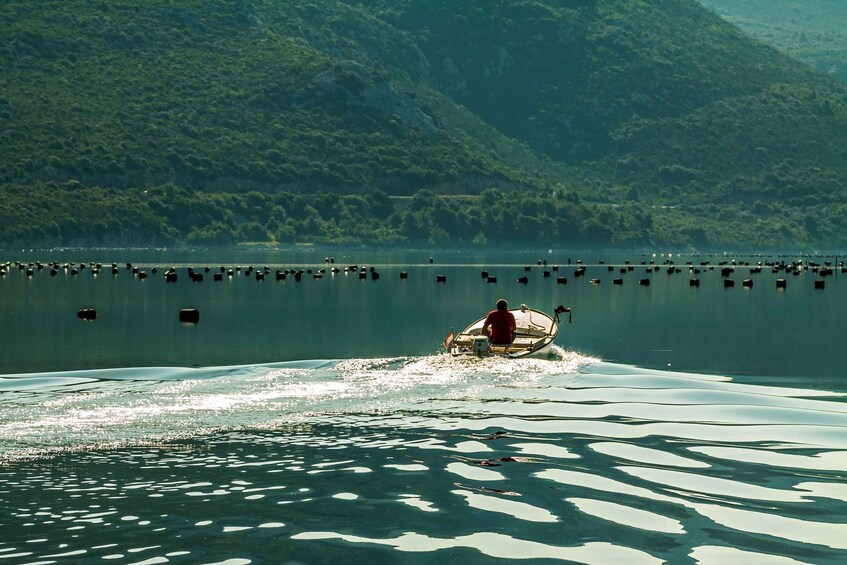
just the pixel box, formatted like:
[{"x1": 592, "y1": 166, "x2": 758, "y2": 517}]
[{"x1": 1, "y1": 250, "x2": 846, "y2": 563}]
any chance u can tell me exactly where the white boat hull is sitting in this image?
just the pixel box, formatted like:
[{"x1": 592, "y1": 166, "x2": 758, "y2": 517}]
[{"x1": 448, "y1": 306, "x2": 560, "y2": 359}]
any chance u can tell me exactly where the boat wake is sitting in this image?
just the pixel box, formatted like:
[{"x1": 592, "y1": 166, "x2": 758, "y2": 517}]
[
  {"x1": 1, "y1": 349, "x2": 846, "y2": 563},
  {"x1": 0, "y1": 347, "x2": 592, "y2": 461},
  {"x1": 1, "y1": 348, "x2": 845, "y2": 463}
]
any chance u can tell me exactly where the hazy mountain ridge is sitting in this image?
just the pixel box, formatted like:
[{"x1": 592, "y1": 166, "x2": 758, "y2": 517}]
[
  {"x1": 698, "y1": 0, "x2": 847, "y2": 83},
  {"x1": 3, "y1": 0, "x2": 847, "y2": 248}
]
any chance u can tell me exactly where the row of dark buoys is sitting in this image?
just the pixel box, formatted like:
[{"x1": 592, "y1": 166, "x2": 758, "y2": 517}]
[
  {"x1": 539, "y1": 274, "x2": 826, "y2": 290},
  {"x1": 520, "y1": 259, "x2": 836, "y2": 290},
  {"x1": 443, "y1": 262, "x2": 832, "y2": 290},
  {"x1": 10, "y1": 264, "x2": 836, "y2": 291},
  {"x1": 543, "y1": 257, "x2": 845, "y2": 280},
  {"x1": 687, "y1": 277, "x2": 820, "y2": 290},
  {"x1": 4, "y1": 259, "x2": 842, "y2": 291},
  {"x1": 2, "y1": 261, "x2": 367, "y2": 283},
  {"x1": 6, "y1": 256, "x2": 841, "y2": 273},
  {"x1": 76, "y1": 307, "x2": 201, "y2": 324},
  {"x1": 7, "y1": 256, "x2": 843, "y2": 271}
]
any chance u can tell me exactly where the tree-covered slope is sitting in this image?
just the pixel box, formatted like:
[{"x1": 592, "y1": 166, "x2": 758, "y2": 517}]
[
  {"x1": 698, "y1": 0, "x2": 847, "y2": 83},
  {"x1": 0, "y1": 0, "x2": 557, "y2": 194},
  {"x1": 3, "y1": 0, "x2": 847, "y2": 248},
  {"x1": 354, "y1": 0, "x2": 847, "y2": 204}
]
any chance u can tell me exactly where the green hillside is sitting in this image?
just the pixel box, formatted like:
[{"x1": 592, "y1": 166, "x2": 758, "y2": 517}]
[
  {"x1": 699, "y1": 0, "x2": 847, "y2": 83},
  {"x1": 2, "y1": 0, "x2": 847, "y2": 248},
  {"x1": 0, "y1": 0, "x2": 555, "y2": 194},
  {"x1": 359, "y1": 0, "x2": 847, "y2": 205}
]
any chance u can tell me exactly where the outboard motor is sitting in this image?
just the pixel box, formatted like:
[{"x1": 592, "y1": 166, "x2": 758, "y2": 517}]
[
  {"x1": 554, "y1": 305, "x2": 573, "y2": 324},
  {"x1": 472, "y1": 335, "x2": 491, "y2": 357}
]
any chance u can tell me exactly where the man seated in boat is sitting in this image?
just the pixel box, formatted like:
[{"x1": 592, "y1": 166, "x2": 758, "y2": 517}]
[{"x1": 481, "y1": 298, "x2": 517, "y2": 352}]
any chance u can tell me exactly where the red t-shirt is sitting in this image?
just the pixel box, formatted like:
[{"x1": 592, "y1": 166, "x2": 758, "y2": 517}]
[{"x1": 484, "y1": 309, "x2": 516, "y2": 345}]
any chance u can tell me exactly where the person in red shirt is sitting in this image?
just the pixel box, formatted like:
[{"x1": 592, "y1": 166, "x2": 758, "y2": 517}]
[{"x1": 482, "y1": 298, "x2": 516, "y2": 346}]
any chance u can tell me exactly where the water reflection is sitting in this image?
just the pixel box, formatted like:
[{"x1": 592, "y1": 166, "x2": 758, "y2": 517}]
[{"x1": 2, "y1": 251, "x2": 847, "y2": 384}]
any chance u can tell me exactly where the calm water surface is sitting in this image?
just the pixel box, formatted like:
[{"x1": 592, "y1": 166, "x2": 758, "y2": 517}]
[{"x1": 1, "y1": 249, "x2": 845, "y2": 564}]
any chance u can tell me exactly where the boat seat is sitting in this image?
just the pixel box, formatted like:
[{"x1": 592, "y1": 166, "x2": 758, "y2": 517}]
[
  {"x1": 490, "y1": 338, "x2": 534, "y2": 352},
  {"x1": 517, "y1": 328, "x2": 549, "y2": 338},
  {"x1": 453, "y1": 332, "x2": 548, "y2": 354}
]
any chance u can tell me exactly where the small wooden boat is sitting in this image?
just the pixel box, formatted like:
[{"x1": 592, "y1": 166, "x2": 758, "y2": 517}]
[{"x1": 446, "y1": 305, "x2": 571, "y2": 358}]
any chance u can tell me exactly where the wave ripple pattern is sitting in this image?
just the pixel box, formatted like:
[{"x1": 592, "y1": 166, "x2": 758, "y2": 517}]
[{"x1": 1, "y1": 350, "x2": 846, "y2": 564}]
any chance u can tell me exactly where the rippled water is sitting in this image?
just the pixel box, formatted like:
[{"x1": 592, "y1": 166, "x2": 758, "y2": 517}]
[{"x1": 2, "y1": 350, "x2": 846, "y2": 564}]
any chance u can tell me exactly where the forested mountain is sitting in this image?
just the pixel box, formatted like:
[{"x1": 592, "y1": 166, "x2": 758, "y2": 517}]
[
  {"x1": 699, "y1": 0, "x2": 847, "y2": 83},
  {"x1": 2, "y1": 0, "x2": 847, "y2": 248},
  {"x1": 1, "y1": 0, "x2": 552, "y2": 194},
  {"x1": 356, "y1": 0, "x2": 847, "y2": 205}
]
